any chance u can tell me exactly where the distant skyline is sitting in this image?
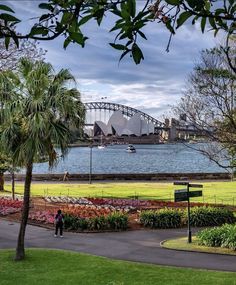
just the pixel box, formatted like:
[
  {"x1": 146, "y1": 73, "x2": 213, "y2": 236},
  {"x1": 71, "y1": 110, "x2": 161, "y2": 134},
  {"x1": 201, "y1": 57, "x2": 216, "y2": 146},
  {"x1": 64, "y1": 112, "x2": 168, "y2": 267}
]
[{"x1": 7, "y1": 0, "x2": 219, "y2": 120}]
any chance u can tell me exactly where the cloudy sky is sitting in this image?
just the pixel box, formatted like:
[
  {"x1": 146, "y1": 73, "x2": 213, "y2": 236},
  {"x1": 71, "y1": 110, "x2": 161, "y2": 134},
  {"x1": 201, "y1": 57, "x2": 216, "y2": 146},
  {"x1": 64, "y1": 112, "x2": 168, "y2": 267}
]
[{"x1": 6, "y1": 0, "x2": 218, "y2": 121}]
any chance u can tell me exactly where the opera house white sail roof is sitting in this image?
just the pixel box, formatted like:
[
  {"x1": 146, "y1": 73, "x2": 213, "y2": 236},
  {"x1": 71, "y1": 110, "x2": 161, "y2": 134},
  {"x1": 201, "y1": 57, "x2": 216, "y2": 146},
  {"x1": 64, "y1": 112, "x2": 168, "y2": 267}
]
[{"x1": 94, "y1": 111, "x2": 155, "y2": 137}]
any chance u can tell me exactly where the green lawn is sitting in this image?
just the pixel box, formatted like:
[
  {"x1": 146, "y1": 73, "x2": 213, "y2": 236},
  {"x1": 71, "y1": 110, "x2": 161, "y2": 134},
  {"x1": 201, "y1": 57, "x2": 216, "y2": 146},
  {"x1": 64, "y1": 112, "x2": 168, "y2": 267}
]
[
  {"x1": 162, "y1": 237, "x2": 236, "y2": 255},
  {"x1": 1, "y1": 249, "x2": 236, "y2": 285},
  {"x1": 2, "y1": 180, "x2": 236, "y2": 205}
]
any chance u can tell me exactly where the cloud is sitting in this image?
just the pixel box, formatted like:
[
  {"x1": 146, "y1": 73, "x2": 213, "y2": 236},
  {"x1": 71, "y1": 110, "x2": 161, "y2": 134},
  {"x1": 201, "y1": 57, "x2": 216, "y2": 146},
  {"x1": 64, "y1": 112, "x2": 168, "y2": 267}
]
[{"x1": 4, "y1": 0, "x2": 218, "y2": 120}]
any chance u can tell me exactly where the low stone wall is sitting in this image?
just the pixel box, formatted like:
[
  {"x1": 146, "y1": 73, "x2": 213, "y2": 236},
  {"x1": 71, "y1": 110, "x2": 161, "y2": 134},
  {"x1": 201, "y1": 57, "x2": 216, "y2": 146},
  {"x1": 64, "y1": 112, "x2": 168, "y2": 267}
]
[{"x1": 4, "y1": 172, "x2": 231, "y2": 181}]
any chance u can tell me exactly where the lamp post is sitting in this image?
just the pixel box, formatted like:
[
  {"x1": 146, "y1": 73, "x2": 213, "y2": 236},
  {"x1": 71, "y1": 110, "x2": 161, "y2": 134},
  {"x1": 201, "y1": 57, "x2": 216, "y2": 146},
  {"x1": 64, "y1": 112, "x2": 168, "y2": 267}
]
[{"x1": 89, "y1": 143, "x2": 93, "y2": 184}]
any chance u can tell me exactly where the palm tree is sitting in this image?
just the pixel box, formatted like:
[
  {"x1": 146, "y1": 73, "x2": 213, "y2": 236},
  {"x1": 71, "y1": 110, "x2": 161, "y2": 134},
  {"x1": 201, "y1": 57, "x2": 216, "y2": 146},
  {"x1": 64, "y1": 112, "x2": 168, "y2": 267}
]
[{"x1": 0, "y1": 58, "x2": 85, "y2": 260}]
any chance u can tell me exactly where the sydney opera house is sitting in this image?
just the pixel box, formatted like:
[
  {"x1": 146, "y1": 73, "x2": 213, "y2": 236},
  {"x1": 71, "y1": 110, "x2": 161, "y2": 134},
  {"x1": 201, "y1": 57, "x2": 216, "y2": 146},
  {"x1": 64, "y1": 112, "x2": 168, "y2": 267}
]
[{"x1": 94, "y1": 110, "x2": 155, "y2": 137}]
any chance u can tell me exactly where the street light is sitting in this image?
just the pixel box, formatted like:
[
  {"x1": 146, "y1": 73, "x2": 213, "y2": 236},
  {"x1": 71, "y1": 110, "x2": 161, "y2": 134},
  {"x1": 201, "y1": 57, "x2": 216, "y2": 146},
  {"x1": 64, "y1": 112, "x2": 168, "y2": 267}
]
[{"x1": 89, "y1": 143, "x2": 93, "y2": 184}]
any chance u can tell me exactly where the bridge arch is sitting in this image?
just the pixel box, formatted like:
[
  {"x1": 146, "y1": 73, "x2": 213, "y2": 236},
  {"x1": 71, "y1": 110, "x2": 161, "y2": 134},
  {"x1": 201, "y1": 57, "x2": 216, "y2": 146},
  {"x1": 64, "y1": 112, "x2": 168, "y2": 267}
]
[{"x1": 84, "y1": 102, "x2": 164, "y2": 127}]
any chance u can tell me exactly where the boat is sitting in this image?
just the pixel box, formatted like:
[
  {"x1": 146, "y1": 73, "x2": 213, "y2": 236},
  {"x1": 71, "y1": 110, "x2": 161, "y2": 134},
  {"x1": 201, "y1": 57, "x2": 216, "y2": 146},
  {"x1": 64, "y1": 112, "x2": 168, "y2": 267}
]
[
  {"x1": 126, "y1": 144, "x2": 136, "y2": 153},
  {"x1": 97, "y1": 134, "x2": 106, "y2": 149},
  {"x1": 97, "y1": 145, "x2": 106, "y2": 149}
]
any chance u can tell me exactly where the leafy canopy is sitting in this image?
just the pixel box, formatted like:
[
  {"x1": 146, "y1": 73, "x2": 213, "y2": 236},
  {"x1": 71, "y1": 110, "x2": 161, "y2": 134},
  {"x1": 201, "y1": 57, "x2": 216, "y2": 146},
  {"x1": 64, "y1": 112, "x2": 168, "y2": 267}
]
[
  {"x1": 0, "y1": 0, "x2": 235, "y2": 64},
  {"x1": 0, "y1": 58, "x2": 85, "y2": 168}
]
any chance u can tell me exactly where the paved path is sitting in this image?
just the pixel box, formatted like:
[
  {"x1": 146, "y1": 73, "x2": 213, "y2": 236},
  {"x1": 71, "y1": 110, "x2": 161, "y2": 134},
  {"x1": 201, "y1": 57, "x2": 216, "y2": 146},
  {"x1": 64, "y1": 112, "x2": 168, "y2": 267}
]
[{"x1": 1, "y1": 219, "x2": 236, "y2": 272}]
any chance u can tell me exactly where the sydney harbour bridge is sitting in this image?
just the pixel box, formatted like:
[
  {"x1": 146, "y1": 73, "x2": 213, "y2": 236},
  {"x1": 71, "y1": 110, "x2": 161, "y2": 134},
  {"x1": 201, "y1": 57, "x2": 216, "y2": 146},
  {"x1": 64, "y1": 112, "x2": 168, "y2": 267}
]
[
  {"x1": 84, "y1": 102, "x2": 165, "y2": 127},
  {"x1": 84, "y1": 102, "x2": 199, "y2": 141}
]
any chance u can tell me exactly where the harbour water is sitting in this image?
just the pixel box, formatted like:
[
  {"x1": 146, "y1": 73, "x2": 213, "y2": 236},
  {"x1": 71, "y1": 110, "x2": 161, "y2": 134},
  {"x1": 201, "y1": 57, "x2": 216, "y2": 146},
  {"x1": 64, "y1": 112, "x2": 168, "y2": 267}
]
[{"x1": 30, "y1": 143, "x2": 228, "y2": 174}]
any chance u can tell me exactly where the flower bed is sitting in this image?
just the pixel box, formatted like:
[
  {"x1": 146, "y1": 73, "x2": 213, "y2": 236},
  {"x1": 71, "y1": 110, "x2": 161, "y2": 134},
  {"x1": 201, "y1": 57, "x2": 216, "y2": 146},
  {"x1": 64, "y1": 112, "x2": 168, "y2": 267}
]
[
  {"x1": 64, "y1": 204, "x2": 116, "y2": 218},
  {"x1": 0, "y1": 197, "x2": 23, "y2": 216},
  {"x1": 87, "y1": 197, "x2": 151, "y2": 208},
  {"x1": 29, "y1": 209, "x2": 128, "y2": 231},
  {"x1": 44, "y1": 196, "x2": 92, "y2": 205},
  {"x1": 0, "y1": 197, "x2": 23, "y2": 208},
  {"x1": 29, "y1": 210, "x2": 55, "y2": 224}
]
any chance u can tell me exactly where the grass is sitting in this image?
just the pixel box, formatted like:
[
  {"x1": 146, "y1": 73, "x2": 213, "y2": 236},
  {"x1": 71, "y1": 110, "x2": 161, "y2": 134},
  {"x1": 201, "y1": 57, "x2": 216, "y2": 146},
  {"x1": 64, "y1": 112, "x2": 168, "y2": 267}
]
[
  {"x1": 162, "y1": 237, "x2": 236, "y2": 256},
  {"x1": 1, "y1": 249, "x2": 236, "y2": 285},
  {"x1": 2, "y1": 180, "x2": 236, "y2": 205}
]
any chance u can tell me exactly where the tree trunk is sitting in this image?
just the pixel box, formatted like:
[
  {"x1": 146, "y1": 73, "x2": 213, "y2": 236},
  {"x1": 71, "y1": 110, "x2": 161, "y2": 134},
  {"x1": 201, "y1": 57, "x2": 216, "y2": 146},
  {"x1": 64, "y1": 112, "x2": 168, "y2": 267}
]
[
  {"x1": 12, "y1": 172, "x2": 15, "y2": 200},
  {"x1": 15, "y1": 162, "x2": 33, "y2": 261},
  {"x1": 0, "y1": 172, "x2": 4, "y2": 191}
]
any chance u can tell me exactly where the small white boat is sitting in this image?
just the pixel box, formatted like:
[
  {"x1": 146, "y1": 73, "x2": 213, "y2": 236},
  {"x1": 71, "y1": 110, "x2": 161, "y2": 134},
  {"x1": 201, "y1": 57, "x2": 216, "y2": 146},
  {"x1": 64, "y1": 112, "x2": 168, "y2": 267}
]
[
  {"x1": 97, "y1": 145, "x2": 106, "y2": 149},
  {"x1": 126, "y1": 145, "x2": 136, "y2": 153},
  {"x1": 97, "y1": 134, "x2": 106, "y2": 149}
]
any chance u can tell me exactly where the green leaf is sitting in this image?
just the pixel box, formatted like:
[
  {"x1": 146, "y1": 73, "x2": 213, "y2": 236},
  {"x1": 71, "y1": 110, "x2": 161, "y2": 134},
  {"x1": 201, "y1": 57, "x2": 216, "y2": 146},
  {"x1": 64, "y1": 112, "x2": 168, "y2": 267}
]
[
  {"x1": 12, "y1": 35, "x2": 19, "y2": 48},
  {"x1": 4, "y1": 37, "x2": 10, "y2": 50},
  {"x1": 200, "y1": 17, "x2": 206, "y2": 33},
  {"x1": 137, "y1": 30, "x2": 147, "y2": 40},
  {"x1": 63, "y1": 37, "x2": 71, "y2": 49},
  {"x1": 38, "y1": 3, "x2": 53, "y2": 11},
  {"x1": 131, "y1": 43, "x2": 144, "y2": 64},
  {"x1": 187, "y1": 0, "x2": 199, "y2": 9},
  {"x1": 78, "y1": 14, "x2": 93, "y2": 26},
  {"x1": 209, "y1": 17, "x2": 216, "y2": 29},
  {"x1": 176, "y1": 11, "x2": 192, "y2": 28},
  {"x1": 134, "y1": 10, "x2": 149, "y2": 22},
  {"x1": 192, "y1": 15, "x2": 199, "y2": 25},
  {"x1": 70, "y1": 32, "x2": 87, "y2": 47},
  {"x1": 119, "y1": 49, "x2": 130, "y2": 62},
  {"x1": 94, "y1": 8, "x2": 105, "y2": 26},
  {"x1": 0, "y1": 13, "x2": 20, "y2": 22},
  {"x1": 39, "y1": 14, "x2": 50, "y2": 21},
  {"x1": 214, "y1": 28, "x2": 219, "y2": 37},
  {"x1": 165, "y1": 0, "x2": 180, "y2": 5},
  {"x1": 0, "y1": 5, "x2": 14, "y2": 13},
  {"x1": 29, "y1": 26, "x2": 48, "y2": 36},
  {"x1": 127, "y1": 0, "x2": 136, "y2": 18},
  {"x1": 215, "y1": 8, "x2": 227, "y2": 17},
  {"x1": 166, "y1": 19, "x2": 175, "y2": 34},
  {"x1": 121, "y1": 8, "x2": 130, "y2": 20},
  {"x1": 110, "y1": 21, "x2": 125, "y2": 32},
  {"x1": 61, "y1": 12, "x2": 73, "y2": 25},
  {"x1": 109, "y1": 43, "x2": 126, "y2": 50},
  {"x1": 204, "y1": 0, "x2": 211, "y2": 11}
]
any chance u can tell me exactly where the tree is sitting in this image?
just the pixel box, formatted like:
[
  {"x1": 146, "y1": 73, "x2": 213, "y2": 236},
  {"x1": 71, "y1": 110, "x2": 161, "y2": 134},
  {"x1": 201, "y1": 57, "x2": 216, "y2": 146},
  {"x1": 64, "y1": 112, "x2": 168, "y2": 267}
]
[
  {"x1": 0, "y1": 0, "x2": 235, "y2": 64},
  {"x1": 0, "y1": 152, "x2": 12, "y2": 191},
  {"x1": 175, "y1": 43, "x2": 236, "y2": 171},
  {"x1": 0, "y1": 39, "x2": 46, "y2": 72},
  {"x1": 0, "y1": 58, "x2": 85, "y2": 260}
]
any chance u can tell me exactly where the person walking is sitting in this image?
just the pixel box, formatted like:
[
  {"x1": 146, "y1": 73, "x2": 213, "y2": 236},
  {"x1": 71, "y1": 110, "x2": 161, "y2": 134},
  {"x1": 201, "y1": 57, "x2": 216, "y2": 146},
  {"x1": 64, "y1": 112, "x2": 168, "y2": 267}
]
[
  {"x1": 54, "y1": 209, "x2": 64, "y2": 238},
  {"x1": 63, "y1": 171, "x2": 69, "y2": 181}
]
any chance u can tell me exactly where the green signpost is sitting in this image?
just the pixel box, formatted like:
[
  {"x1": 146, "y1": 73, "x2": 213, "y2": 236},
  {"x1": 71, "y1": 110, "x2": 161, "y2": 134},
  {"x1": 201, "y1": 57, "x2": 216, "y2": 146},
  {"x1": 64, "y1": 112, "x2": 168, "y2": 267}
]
[{"x1": 174, "y1": 182, "x2": 203, "y2": 243}]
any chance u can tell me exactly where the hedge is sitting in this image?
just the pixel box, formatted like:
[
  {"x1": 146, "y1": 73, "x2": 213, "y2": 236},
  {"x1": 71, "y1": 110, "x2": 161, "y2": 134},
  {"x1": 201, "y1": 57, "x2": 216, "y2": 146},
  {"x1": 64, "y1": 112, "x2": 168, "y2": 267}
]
[
  {"x1": 64, "y1": 212, "x2": 128, "y2": 231},
  {"x1": 185, "y1": 207, "x2": 235, "y2": 227},
  {"x1": 140, "y1": 208, "x2": 182, "y2": 229},
  {"x1": 140, "y1": 207, "x2": 235, "y2": 229}
]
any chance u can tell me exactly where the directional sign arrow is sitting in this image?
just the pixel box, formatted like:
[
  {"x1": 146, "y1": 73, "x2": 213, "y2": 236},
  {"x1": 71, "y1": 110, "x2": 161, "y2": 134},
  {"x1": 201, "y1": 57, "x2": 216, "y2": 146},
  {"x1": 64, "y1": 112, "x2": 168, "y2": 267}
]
[
  {"x1": 189, "y1": 190, "x2": 202, "y2": 198},
  {"x1": 189, "y1": 184, "x2": 203, "y2": 188},
  {"x1": 173, "y1": 182, "x2": 189, "y2": 186},
  {"x1": 175, "y1": 189, "x2": 188, "y2": 193}
]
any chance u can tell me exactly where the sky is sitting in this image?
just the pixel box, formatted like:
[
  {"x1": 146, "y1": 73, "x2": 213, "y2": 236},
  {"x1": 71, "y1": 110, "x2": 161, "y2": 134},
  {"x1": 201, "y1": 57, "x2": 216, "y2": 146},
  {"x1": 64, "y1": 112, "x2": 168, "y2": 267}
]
[{"x1": 6, "y1": 0, "x2": 219, "y2": 121}]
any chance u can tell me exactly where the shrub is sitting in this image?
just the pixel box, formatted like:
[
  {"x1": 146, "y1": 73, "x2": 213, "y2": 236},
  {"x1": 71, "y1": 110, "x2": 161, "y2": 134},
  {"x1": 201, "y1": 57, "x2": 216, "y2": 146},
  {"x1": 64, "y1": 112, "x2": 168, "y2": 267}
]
[
  {"x1": 140, "y1": 208, "x2": 182, "y2": 229},
  {"x1": 185, "y1": 207, "x2": 235, "y2": 227},
  {"x1": 64, "y1": 214, "x2": 88, "y2": 231},
  {"x1": 107, "y1": 212, "x2": 128, "y2": 230},
  {"x1": 197, "y1": 224, "x2": 236, "y2": 250},
  {"x1": 64, "y1": 212, "x2": 128, "y2": 231}
]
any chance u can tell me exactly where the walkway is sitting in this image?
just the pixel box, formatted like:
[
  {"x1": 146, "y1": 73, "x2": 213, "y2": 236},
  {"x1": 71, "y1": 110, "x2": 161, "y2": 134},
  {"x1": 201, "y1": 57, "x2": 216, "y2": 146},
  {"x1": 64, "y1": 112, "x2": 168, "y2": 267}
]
[{"x1": 1, "y1": 219, "x2": 236, "y2": 272}]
